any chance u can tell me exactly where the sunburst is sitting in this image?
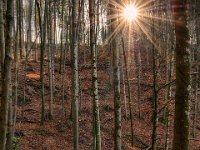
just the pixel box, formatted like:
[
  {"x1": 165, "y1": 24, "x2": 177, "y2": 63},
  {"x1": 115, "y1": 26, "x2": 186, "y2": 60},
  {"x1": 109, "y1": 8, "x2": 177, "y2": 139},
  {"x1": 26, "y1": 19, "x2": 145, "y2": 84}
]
[
  {"x1": 123, "y1": 4, "x2": 138, "y2": 22},
  {"x1": 105, "y1": 0, "x2": 173, "y2": 55}
]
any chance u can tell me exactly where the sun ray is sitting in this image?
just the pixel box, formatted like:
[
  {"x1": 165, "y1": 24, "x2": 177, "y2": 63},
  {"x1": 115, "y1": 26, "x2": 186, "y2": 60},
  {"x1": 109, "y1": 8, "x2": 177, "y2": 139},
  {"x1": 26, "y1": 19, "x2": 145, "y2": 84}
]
[
  {"x1": 136, "y1": 0, "x2": 154, "y2": 10},
  {"x1": 104, "y1": 18, "x2": 126, "y2": 45},
  {"x1": 136, "y1": 19, "x2": 162, "y2": 54},
  {"x1": 103, "y1": 0, "x2": 175, "y2": 57},
  {"x1": 106, "y1": 0, "x2": 125, "y2": 10},
  {"x1": 140, "y1": 14, "x2": 173, "y2": 24}
]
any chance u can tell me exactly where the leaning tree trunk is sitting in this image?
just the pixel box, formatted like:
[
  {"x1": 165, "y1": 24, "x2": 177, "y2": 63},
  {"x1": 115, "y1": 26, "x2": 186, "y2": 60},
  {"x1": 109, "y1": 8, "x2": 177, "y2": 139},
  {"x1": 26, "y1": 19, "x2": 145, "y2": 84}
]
[
  {"x1": 0, "y1": 0, "x2": 14, "y2": 149},
  {"x1": 172, "y1": 0, "x2": 190, "y2": 150}
]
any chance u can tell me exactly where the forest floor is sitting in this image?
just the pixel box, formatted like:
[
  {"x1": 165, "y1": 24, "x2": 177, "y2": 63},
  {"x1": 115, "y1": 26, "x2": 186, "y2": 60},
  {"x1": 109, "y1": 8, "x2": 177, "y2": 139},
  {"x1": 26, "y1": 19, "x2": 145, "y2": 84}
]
[{"x1": 14, "y1": 46, "x2": 200, "y2": 150}]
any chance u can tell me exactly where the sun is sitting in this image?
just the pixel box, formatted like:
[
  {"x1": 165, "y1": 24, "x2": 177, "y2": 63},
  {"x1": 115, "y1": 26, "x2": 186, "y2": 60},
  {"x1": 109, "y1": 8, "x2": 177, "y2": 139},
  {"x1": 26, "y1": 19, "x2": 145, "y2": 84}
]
[{"x1": 123, "y1": 4, "x2": 138, "y2": 22}]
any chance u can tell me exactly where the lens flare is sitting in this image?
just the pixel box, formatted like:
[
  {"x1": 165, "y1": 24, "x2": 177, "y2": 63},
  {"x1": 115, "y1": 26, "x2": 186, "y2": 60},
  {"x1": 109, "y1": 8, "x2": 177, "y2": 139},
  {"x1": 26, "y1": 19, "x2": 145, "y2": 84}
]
[{"x1": 123, "y1": 4, "x2": 138, "y2": 21}]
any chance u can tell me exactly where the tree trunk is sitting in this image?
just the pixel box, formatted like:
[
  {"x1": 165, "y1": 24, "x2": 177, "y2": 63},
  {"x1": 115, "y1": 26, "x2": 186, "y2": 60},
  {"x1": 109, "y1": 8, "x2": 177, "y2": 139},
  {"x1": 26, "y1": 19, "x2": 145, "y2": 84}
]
[
  {"x1": 19, "y1": 0, "x2": 25, "y2": 59},
  {"x1": 34, "y1": 0, "x2": 38, "y2": 62},
  {"x1": 121, "y1": 38, "x2": 134, "y2": 146},
  {"x1": 0, "y1": 0, "x2": 5, "y2": 77},
  {"x1": 0, "y1": 0, "x2": 14, "y2": 149},
  {"x1": 13, "y1": 16, "x2": 19, "y2": 134},
  {"x1": 71, "y1": 0, "x2": 79, "y2": 149},
  {"x1": 151, "y1": 15, "x2": 158, "y2": 150},
  {"x1": 36, "y1": 0, "x2": 46, "y2": 125},
  {"x1": 172, "y1": 0, "x2": 190, "y2": 149},
  {"x1": 27, "y1": 0, "x2": 33, "y2": 59},
  {"x1": 6, "y1": 87, "x2": 13, "y2": 150},
  {"x1": 89, "y1": 0, "x2": 101, "y2": 149},
  {"x1": 110, "y1": 1, "x2": 121, "y2": 149},
  {"x1": 47, "y1": 1, "x2": 53, "y2": 120}
]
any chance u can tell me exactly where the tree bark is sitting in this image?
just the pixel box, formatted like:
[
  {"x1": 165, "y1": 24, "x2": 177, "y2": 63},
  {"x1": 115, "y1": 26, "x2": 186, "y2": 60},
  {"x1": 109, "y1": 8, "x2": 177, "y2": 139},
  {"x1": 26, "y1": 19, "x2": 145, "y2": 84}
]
[
  {"x1": 0, "y1": 0, "x2": 5, "y2": 77},
  {"x1": 110, "y1": 1, "x2": 121, "y2": 149},
  {"x1": 71, "y1": 0, "x2": 79, "y2": 149},
  {"x1": 19, "y1": 0, "x2": 25, "y2": 59},
  {"x1": 27, "y1": 0, "x2": 33, "y2": 59},
  {"x1": 172, "y1": 0, "x2": 190, "y2": 150},
  {"x1": 89, "y1": 0, "x2": 101, "y2": 149},
  {"x1": 36, "y1": 0, "x2": 46, "y2": 125},
  {"x1": 47, "y1": 0, "x2": 53, "y2": 120},
  {"x1": 0, "y1": 0, "x2": 14, "y2": 149}
]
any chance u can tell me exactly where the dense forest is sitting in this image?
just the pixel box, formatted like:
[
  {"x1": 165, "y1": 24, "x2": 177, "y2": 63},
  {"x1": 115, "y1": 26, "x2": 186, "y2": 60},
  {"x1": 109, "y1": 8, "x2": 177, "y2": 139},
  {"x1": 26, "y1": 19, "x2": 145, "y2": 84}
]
[{"x1": 0, "y1": 0, "x2": 199, "y2": 149}]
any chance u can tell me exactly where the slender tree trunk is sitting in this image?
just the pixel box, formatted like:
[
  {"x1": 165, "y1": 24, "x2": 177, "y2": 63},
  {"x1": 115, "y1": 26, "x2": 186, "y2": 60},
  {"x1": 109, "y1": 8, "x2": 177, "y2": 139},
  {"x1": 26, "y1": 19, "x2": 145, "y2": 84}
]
[
  {"x1": 150, "y1": 6, "x2": 159, "y2": 149},
  {"x1": 137, "y1": 46, "x2": 141, "y2": 119},
  {"x1": 36, "y1": 0, "x2": 46, "y2": 125},
  {"x1": 13, "y1": 18, "x2": 19, "y2": 134},
  {"x1": 121, "y1": 59, "x2": 127, "y2": 119},
  {"x1": 27, "y1": 0, "x2": 33, "y2": 59},
  {"x1": 51, "y1": 0, "x2": 57, "y2": 94},
  {"x1": 122, "y1": 38, "x2": 134, "y2": 146},
  {"x1": 71, "y1": 0, "x2": 79, "y2": 149},
  {"x1": 35, "y1": 0, "x2": 38, "y2": 62},
  {"x1": 19, "y1": 0, "x2": 25, "y2": 59},
  {"x1": 192, "y1": 67, "x2": 198, "y2": 138},
  {"x1": 59, "y1": 0, "x2": 64, "y2": 74},
  {"x1": 0, "y1": 0, "x2": 5, "y2": 77},
  {"x1": 53, "y1": 0, "x2": 56, "y2": 54},
  {"x1": 151, "y1": 41, "x2": 158, "y2": 150},
  {"x1": 89, "y1": 0, "x2": 101, "y2": 149},
  {"x1": 110, "y1": 1, "x2": 121, "y2": 149},
  {"x1": 47, "y1": 2, "x2": 53, "y2": 120},
  {"x1": 60, "y1": 0, "x2": 66, "y2": 130}
]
